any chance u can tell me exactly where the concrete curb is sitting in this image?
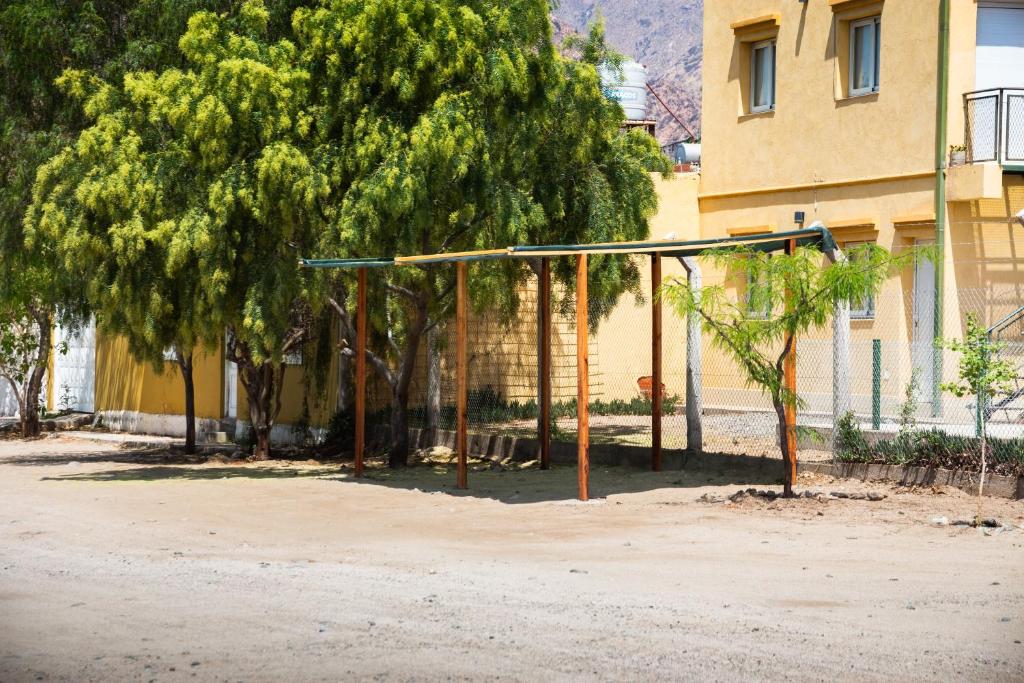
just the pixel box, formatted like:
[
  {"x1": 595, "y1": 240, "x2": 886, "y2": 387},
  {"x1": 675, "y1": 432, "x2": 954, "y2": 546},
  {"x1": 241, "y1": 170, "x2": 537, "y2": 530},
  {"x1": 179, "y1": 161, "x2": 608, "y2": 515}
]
[{"x1": 799, "y1": 461, "x2": 1024, "y2": 500}]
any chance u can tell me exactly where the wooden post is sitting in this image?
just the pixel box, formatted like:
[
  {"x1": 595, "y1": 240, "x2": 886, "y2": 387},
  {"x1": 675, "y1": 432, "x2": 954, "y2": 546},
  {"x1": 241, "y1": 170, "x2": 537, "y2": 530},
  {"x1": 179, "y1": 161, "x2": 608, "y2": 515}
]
[
  {"x1": 354, "y1": 267, "x2": 367, "y2": 478},
  {"x1": 456, "y1": 261, "x2": 469, "y2": 490},
  {"x1": 783, "y1": 239, "x2": 798, "y2": 495},
  {"x1": 539, "y1": 258, "x2": 552, "y2": 470},
  {"x1": 576, "y1": 254, "x2": 590, "y2": 501},
  {"x1": 651, "y1": 253, "x2": 662, "y2": 471}
]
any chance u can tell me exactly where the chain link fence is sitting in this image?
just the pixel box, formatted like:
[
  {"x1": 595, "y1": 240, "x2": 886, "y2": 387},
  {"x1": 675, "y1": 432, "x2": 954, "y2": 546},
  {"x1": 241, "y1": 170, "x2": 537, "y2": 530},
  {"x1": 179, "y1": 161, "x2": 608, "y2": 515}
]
[{"x1": 395, "y1": 241, "x2": 1023, "y2": 466}]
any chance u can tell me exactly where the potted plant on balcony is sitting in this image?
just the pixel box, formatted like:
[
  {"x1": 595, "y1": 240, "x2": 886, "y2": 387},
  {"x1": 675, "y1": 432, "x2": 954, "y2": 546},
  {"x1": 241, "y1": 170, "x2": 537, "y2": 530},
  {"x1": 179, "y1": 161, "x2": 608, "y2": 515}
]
[{"x1": 950, "y1": 144, "x2": 967, "y2": 166}]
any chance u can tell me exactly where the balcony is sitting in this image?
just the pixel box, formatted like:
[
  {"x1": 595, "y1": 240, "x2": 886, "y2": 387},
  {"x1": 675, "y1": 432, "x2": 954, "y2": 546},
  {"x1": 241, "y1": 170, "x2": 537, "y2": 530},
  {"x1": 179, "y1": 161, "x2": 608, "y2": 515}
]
[{"x1": 963, "y1": 88, "x2": 1024, "y2": 169}]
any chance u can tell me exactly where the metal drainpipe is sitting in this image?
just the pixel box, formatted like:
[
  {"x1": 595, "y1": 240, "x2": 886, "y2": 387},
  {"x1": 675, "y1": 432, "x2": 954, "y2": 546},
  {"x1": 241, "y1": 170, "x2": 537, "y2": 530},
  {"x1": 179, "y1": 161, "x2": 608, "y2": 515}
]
[{"x1": 932, "y1": 0, "x2": 951, "y2": 417}]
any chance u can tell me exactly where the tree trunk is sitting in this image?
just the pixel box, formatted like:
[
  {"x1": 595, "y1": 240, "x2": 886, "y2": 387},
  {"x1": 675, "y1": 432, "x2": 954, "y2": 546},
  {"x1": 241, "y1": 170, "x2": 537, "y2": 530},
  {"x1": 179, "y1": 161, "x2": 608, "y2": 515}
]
[
  {"x1": 21, "y1": 309, "x2": 51, "y2": 439},
  {"x1": 977, "y1": 419, "x2": 987, "y2": 522},
  {"x1": 235, "y1": 356, "x2": 280, "y2": 462},
  {"x1": 176, "y1": 350, "x2": 196, "y2": 455},
  {"x1": 387, "y1": 299, "x2": 429, "y2": 468},
  {"x1": 772, "y1": 395, "x2": 795, "y2": 497},
  {"x1": 337, "y1": 350, "x2": 352, "y2": 412},
  {"x1": 389, "y1": 391, "x2": 410, "y2": 468}
]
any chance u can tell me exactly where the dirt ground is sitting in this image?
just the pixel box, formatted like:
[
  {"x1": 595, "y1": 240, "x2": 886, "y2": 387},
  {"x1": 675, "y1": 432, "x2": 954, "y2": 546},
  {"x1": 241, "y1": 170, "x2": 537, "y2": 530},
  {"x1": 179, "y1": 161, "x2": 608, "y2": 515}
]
[{"x1": 1, "y1": 436, "x2": 1023, "y2": 682}]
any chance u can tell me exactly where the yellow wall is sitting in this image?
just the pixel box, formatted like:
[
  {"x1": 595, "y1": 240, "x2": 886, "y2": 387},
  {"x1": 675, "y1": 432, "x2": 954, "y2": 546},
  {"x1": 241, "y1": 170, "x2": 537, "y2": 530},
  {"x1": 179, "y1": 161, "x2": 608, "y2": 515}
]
[
  {"x1": 95, "y1": 333, "x2": 223, "y2": 418},
  {"x1": 702, "y1": 1, "x2": 939, "y2": 199}
]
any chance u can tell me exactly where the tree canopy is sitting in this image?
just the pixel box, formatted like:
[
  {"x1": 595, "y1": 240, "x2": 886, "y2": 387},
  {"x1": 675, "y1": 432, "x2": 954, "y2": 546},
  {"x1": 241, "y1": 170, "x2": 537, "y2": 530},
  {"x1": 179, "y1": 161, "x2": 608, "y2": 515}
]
[
  {"x1": 25, "y1": 1, "x2": 321, "y2": 456},
  {"x1": 297, "y1": 0, "x2": 670, "y2": 463},
  {"x1": 22, "y1": 0, "x2": 669, "y2": 460}
]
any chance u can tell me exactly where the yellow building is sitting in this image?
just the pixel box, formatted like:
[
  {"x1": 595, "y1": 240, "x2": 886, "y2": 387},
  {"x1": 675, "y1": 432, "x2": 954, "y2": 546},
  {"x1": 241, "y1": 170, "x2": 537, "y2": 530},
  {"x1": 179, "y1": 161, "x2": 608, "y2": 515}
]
[{"x1": 698, "y1": 0, "x2": 1024, "y2": 421}]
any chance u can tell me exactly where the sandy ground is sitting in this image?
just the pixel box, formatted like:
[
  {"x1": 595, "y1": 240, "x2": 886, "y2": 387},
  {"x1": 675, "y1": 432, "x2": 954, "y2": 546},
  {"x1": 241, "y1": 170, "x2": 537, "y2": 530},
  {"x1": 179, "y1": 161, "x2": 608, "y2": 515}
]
[{"x1": 1, "y1": 436, "x2": 1023, "y2": 682}]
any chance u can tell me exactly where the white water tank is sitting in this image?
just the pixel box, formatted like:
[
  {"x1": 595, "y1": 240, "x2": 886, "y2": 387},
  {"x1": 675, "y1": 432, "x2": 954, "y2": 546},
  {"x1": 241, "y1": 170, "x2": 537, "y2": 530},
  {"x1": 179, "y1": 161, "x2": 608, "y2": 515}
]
[
  {"x1": 600, "y1": 60, "x2": 648, "y2": 121},
  {"x1": 674, "y1": 143, "x2": 701, "y2": 164}
]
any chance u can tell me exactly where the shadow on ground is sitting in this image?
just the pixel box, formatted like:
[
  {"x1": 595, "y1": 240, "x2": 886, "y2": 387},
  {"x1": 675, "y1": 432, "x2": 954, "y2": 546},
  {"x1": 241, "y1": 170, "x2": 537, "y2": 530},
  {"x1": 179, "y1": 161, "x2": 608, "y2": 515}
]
[
  {"x1": 322, "y1": 459, "x2": 783, "y2": 504},
  {"x1": 9, "y1": 438, "x2": 783, "y2": 503},
  {"x1": 43, "y1": 465, "x2": 339, "y2": 482}
]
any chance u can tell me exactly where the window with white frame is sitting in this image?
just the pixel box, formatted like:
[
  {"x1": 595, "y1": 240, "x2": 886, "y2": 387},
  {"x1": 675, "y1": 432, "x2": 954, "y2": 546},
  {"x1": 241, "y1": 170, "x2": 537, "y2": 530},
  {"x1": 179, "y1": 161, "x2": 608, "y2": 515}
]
[
  {"x1": 745, "y1": 258, "x2": 773, "y2": 319},
  {"x1": 750, "y1": 39, "x2": 776, "y2": 113},
  {"x1": 849, "y1": 16, "x2": 881, "y2": 96},
  {"x1": 845, "y1": 242, "x2": 876, "y2": 319}
]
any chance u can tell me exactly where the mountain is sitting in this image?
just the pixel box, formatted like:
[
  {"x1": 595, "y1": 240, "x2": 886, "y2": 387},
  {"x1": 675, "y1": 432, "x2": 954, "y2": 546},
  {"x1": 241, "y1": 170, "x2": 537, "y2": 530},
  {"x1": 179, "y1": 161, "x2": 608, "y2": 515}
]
[{"x1": 551, "y1": 0, "x2": 702, "y2": 146}]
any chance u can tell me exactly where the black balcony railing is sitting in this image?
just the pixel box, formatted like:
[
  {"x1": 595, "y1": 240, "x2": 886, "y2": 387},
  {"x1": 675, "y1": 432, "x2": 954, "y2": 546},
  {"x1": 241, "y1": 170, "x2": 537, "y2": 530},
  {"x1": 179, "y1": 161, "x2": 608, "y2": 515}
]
[{"x1": 964, "y1": 88, "x2": 1024, "y2": 165}]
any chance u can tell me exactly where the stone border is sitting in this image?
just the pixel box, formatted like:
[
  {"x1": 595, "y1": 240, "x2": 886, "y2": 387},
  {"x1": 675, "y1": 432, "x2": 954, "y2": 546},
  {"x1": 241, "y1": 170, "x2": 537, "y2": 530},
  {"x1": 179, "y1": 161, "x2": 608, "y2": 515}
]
[
  {"x1": 410, "y1": 427, "x2": 1024, "y2": 500},
  {"x1": 800, "y1": 461, "x2": 1024, "y2": 501}
]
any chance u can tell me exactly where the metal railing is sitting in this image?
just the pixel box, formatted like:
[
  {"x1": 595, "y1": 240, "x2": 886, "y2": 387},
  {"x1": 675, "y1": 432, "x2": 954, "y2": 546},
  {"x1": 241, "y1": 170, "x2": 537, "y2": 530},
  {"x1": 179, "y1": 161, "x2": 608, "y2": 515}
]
[
  {"x1": 985, "y1": 306, "x2": 1024, "y2": 421},
  {"x1": 963, "y1": 88, "x2": 1024, "y2": 165},
  {"x1": 962, "y1": 88, "x2": 1019, "y2": 165}
]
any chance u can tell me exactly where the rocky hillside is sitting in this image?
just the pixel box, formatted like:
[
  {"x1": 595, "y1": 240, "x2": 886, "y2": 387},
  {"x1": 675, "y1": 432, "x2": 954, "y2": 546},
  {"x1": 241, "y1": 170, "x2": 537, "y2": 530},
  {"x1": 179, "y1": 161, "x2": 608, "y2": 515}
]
[{"x1": 551, "y1": 0, "x2": 702, "y2": 146}]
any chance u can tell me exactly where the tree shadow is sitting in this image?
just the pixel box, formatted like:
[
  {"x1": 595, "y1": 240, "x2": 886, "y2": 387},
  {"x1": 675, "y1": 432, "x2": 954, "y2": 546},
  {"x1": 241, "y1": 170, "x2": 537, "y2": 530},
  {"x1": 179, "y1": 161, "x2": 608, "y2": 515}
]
[
  {"x1": 5, "y1": 447, "x2": 213, "y2": 468},
  {"x1": 42, "y1": 465, "x2": 338, "y2": 482},
  {"x1": 15, "y1": 437, "x2": 783, "y2": 503},
  {"x1": 321, "y1": 459, "x2": 783, "y2": 505}
]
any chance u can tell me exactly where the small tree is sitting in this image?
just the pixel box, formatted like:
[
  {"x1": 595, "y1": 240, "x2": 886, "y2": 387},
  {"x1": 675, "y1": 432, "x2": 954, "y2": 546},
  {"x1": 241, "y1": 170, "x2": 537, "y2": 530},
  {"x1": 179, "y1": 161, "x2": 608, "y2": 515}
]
[
  {"x1": 0, "y1": 307, "x2": 66, "y2": 436},
  {"x1": 940, "y1": 314, "x2": 1016, "y2": 511},
  {"x1": 661, "y1": 243, "x2": 912, "y2": 497}
]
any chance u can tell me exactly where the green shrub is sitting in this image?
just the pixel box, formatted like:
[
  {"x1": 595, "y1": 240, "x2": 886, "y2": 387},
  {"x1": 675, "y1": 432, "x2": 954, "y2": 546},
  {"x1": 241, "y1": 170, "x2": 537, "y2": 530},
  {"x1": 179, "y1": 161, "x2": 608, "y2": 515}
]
[
  {"x1": 407, "y1": 386, "x2": 683, "y2": 428},
  {"x1": 835, "y1": 415, "x2": 1024, "y2": 477}
]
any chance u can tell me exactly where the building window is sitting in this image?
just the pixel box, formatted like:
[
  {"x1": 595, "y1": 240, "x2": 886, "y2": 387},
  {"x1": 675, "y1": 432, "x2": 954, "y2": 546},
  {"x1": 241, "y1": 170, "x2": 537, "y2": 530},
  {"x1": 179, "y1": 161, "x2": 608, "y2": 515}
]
[
  {"x1": 845, "y1": 242, "x2": 876, "y2": 319},
  {"x1": 284, "y1": 350, "x2": 303, "y2": 366},
  {"x1": 745, "y1": 258, "x2": 773, "y2": 319},
  {"x1": 750, "y1": 39, "x2": 776, "y2": 113},
  {"x1": 849, "y1": 17, "x2": 881, "y2": 96}
]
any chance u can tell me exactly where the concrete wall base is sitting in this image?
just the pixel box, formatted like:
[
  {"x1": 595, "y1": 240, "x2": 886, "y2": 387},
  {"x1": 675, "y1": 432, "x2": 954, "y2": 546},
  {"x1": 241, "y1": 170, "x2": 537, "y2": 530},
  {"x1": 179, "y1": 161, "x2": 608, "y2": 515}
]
[
  {"x1": 97, "y1": 411, "x2": 222, "y2": 440},
  {"x1": 96, "y1": 411, "x2": 325, "y2": 447}
]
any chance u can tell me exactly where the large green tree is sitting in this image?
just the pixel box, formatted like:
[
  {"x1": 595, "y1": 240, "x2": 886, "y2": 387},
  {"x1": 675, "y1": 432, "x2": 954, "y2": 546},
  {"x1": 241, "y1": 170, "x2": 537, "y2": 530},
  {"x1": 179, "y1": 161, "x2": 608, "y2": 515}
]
[
  {"x1": 2, "y1": 0, "x2": 305, "y2": 440},
  {"x1": 26, "y1": 1, "x2": 321, "y2": 458},
  {"x1": 298, "y1": 1, "x2": 670, "y2": 465}
]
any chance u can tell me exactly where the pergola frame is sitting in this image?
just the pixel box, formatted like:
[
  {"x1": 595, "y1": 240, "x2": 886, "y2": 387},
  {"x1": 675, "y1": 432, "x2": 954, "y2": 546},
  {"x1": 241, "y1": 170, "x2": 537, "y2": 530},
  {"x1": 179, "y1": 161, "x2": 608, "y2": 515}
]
[{"x1": 301, "y1": 227, "x2": 839, "y2": 501}]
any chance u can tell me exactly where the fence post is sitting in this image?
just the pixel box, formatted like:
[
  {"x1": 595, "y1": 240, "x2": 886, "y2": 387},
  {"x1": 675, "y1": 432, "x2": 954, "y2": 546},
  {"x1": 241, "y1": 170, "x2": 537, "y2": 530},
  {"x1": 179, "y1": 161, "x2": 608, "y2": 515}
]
[
  {"x1": 539, "y1": 258, "x2": 552, "y2": 470},
  {"x1": 872, "y1": 339, "x2": 882, "y2": 430},
  {"x1": 679, "y1": 257, "x2": 703, "y2": 455},
  {"x1": 783, "y1": 239, "x2": 798, "y2": 496},
  {"x1": 456, "y1": 261, "x2": 468, "y2": 490},
  {"x1": 832, "y1": 298, "x2": 851, "y2": 450},
  {"x1": 354, "y1": 267, "x2": 367, "y2": 478},
  {"x1": 576, "y1": 254, "x2": 590, "y2": 501},
  {"x1": 426, "y1": 324, "x2": 441, "y2": 435},
  {"x1": 651, "y1": 253, "x2": 662, "y2": 471}
]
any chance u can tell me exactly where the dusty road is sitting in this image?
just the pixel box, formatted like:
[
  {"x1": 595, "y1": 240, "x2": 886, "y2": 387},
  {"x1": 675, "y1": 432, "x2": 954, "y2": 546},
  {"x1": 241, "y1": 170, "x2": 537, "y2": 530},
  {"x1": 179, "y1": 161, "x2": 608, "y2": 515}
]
[{"x1": 1, "y1": 436, "x2": 1022, "y2": 682}]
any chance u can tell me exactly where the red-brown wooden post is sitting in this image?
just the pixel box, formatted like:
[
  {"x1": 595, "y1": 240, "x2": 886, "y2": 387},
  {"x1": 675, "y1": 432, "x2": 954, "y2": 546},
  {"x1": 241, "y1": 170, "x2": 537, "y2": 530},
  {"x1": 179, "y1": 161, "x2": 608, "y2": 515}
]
[
  {"x1": 783, "y1": 238, "x2": 798, "y2": 495},
  {"x1": 576, "y1": 254, "x2": 590, "y2": 501},
  {"x1": 354, "y1": 267, "x2": 367, "y2": 478},
  {"x1": 540, "y1": 258, "x2": 552, "y2": 470},
  {"x1": 651, "y1": 253, "x2": 663, "y2": 471},
  {"x1": 456, "y1": 261, "x2": 469, "y2": 490}
]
